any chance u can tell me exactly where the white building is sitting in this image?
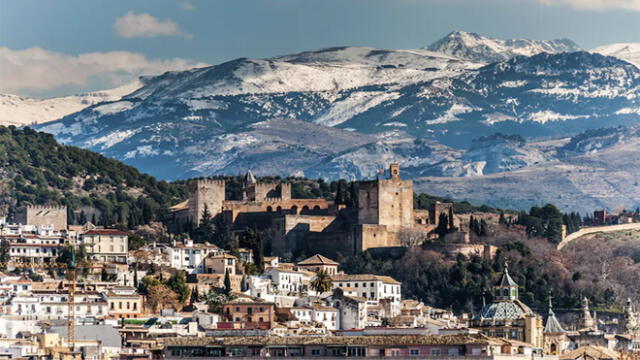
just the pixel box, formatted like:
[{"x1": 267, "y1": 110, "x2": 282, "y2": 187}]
[
  {"x1": 326, "y1": 288, "x2": 368, "y2": 330},
  {"x1": 167, "y1": 239, "x2": 222, "y2": 274},
  {"x1": 331, "y1": 274, "x2": 402, "y2": 316},
  {"x1": 6, "y1": 234, "x2": 65, "y2": 263},
  {"x1": 290, "y1": 304, "x2": 339, "y2": 330},
  {"x1": 8, "y1": 291, "x2": 108, "y2": 320},
  {"x1": 265, "y1": 268, "x2": 306, "y2": 296}
]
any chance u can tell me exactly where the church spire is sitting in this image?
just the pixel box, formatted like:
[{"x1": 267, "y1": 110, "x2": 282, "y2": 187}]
[
  {"x1": 544, "y1": 293, "x2": 565, "y2": 334},
  {"x1": 493, "y1": 262, "x2": 519, "y2": 301}
]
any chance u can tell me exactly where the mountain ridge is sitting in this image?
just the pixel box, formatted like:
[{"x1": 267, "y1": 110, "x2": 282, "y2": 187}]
[{"x1": 426, "y1": 30, "x2": 582, "y2": 63}]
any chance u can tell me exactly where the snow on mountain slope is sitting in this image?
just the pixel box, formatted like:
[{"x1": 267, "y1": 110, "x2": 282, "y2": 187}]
[
  {"x1": 0, "y1": 81, "x2": 141, "y2": 126},
  {"x1": 427, "y1": 30, "x2": 581, "y2": 63},
  {"x1": 125, "y1": 47, "x2": 478, "y2": 100},
  {"x1": 37, "y1": 47, "x2": 640, "y2": 181},
  {"x1": 592, "y1": 43, "x2": 640, "y2": 68}
]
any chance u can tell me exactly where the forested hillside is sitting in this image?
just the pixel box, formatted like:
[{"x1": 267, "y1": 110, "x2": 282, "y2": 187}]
[{"x1": 0, "y1": 126, "x2": 187, "y2": 227}]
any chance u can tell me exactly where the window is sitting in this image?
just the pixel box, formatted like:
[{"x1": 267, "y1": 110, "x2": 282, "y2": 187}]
[
  {"x1": 431, "y1": 349, "x2": 441, "y2": 356},
  {"x1": 391, "y1": 349, "x2": 400, "y2": 356},
  {"x1": 410, "y1": 349, "x2": 420, "y2": 356},
  {"x1": 311, "y1": 349, "x2": 322, "y2": 356}
]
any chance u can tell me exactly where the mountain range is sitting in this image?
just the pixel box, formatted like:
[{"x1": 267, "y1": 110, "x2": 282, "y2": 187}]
[{"x1": 2, "y1": 30, "x2": 640, "y2": 212}]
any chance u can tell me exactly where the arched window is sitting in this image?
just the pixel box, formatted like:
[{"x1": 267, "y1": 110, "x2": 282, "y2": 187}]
[
  {"x1": 290, "y1": 206, "x2": 298, "y2": 215},
  {"x1": 266, "y1": 206, "x2": 273, "y2": 212},
  {"x1": 276, "y1": 206, "x2": 282, "y2": 212}
]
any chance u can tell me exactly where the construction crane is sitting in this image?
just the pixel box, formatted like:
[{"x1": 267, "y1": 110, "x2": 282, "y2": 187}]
[{"x1": 4, "y1": 251, "x2": 82, "y2": 350}]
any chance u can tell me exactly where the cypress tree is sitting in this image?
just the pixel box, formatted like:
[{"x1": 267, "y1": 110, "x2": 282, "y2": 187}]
[
  {"x1": 224, "y1": 269, "x2": 232, "y2": 295},
  {"x1": 479, "y1": 219, "x2": 488, "y2": 237}
]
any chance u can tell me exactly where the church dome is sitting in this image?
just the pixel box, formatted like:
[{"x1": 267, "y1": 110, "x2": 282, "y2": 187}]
[{"x1": 479, "y1": 300, "x2": 532, "y2": 320}]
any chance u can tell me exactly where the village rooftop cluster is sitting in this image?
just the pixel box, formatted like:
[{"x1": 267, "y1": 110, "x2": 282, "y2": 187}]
[{"x1": 0, "y1": 165, "x2": 638, "y2": 359}]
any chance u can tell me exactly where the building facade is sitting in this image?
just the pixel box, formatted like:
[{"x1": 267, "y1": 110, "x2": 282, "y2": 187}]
[{"x1": 81, "y1": 229, "x2": 128, "y2": 264}]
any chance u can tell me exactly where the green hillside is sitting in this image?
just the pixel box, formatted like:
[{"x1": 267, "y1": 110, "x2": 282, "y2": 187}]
[{"x1": 0, "y1": 126, "x2": 187, "y2": 227}]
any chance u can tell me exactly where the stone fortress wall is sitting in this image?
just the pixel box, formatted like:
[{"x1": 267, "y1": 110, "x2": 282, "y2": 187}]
[
  {"x1": 14, "y1": 205, "x2": 68, "y2": 231},
  {"x1": 169, "y1": 164, "x2": 452, "y2": 258}
]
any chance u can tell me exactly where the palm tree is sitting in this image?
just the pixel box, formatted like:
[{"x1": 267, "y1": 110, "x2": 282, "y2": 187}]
[{"x1": 310, "y1": 269, "x2": 333, "y2": 295}]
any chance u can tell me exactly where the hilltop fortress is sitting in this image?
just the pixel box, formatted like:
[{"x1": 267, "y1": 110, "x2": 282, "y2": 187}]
[{"x1": 168, "y1": 164, "x2": 451, "y2": 258}]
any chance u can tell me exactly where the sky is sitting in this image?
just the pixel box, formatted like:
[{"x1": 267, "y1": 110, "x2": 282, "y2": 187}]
[{"x1": 1, "y1": 0, "x2": 639, "y2": 98}]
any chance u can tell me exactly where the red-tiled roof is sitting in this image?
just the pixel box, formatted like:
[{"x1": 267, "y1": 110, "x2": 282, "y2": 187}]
[
  {"x1": 83, "y1": 229, "x2": 128, "y2": 236},
  {"x1": 297, "y1": 254, "x2": 339, "y2": 266}
]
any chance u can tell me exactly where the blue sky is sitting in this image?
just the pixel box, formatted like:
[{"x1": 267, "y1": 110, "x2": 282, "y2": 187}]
[{"x1": 1, "y1": 0, "x2": 638, "y2": 97}]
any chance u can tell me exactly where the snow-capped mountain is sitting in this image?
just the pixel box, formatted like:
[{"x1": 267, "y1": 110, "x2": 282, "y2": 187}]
[
  {"x1": 415, "y1": 124, "x2": 640, "y2": 213},
  {"x1": 427, "y1": 30, "x2": 581, "y2": 63},
  {"x1": 592, "y1": 43, "x2": 640, "y2": 68},
  {"x1": 0, "y1": 81, "x2": 141, "y2": 126},
  {"x1": 35, "y1": 43, "x2": 640, "y2": 182}
]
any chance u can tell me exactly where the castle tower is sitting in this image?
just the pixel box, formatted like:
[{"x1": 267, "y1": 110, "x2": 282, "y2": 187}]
[
  {"x1": 14, "y1": 205, "x2": 68, "y2": 230},
  {"x1": 357, "y1": 163, "x2": 413, "y2": 228},
  {"x1": 188, "y1": 179, "x2": 225, "y2": 228},
  {"x1": 279, "y1": 183, "x2": 291, "y2": 201}
]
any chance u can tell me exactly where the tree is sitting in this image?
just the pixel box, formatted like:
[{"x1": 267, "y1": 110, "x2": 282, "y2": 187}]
[
  {"x1": 310, "y1": 269, "x2": 333, "y2": 294},
  {"x1": 224, "y1": 269, "x2": 232, "y2": 295},
  {"x1": 448, "y1": 207, "x2": 456, "y2": 232},
  {"x1": 213, "y1": 216, "x2": 236, "y2": 250},
  {"x1": 254, "y1": 232, "x2": 265, "y2": 274},
  {"x1": 190, "y1": 285, "x2": 200, "y2": 304},
  {"x1": 399, "y1": 228, "x2": 427, "y2": 248},
  {"x1": 166, "y1": 271, "x2": 190, "y2": 304},
  {"x1": 204, "y1": 289, "x2": 235, "y2": 314},
  {"x1": 435, "y1": 212, "x2": 449, "y2": 239},
  {"x1": 146, "y1": 284, "x2": 179, "y2": 312},
  {"x1": 56, "y1": 244, "x2": 87, "y2": 266},
  {"x1": 138, "y1": 275, "x2": 161, "y2": 295},
  {"x1": 0, "y1": 239, "x2": 10, "y2": 271},
  {"x1": 348, "y1": 181, "x2": 359, "y2": 208},
  {"x1": 479, "y1": 219, "x2": 488, "y2": 237},
  {"x1": 193, "y1": 205, "x2": 215, "y2": 243},
  {"x1": 499, "y1": 211, "x2": 507, "y2": 225}
]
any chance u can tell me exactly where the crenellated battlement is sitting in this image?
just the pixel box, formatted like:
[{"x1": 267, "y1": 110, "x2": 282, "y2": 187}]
[
  {"x1": 25, "y1": 205, "x2": 67, "y2": 211},
  {"x1": 188, "y1": 178, "x2": 226, "y2": 188},
  {"x1": 14, "y1": 205, "x2": 67, "y2": 230}
]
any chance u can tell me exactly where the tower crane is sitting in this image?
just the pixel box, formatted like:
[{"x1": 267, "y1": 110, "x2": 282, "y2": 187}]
[{"x1": 3, "y1": 248, "x2": 83, "y2": 350}]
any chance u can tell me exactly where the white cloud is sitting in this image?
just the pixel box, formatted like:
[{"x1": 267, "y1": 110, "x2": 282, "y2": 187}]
[
  {"x1": 113, "y1": 11, "x2": 192, "y2": 38},
  {"x1": 180, "y1": 0, "x2": 197, "y2": 11},
  {"x1": 539, "y1": 0, "x2": 640, "y2": 11},
  {"x1": 0, "y1": 46, "x2": 208, "y2": 96}
]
